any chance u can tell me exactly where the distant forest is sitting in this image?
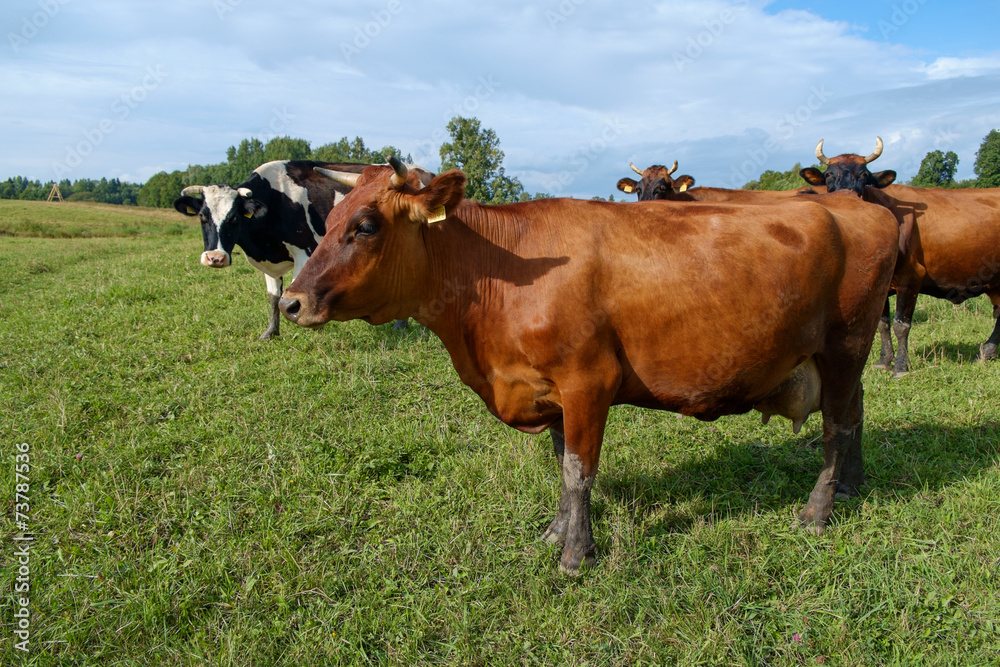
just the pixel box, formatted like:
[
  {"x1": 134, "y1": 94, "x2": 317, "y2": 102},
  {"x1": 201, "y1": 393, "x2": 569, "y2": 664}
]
[
  {"x1": 4, "y1": 129, "x2": 998, "y2": 206},
  {"x1": 0, "y1": 135, "x2": 410, "y2": 208}
]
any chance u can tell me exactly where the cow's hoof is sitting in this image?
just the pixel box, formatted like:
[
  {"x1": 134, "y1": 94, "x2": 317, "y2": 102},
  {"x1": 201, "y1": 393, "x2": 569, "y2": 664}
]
[
  {"x1": 834, "y1": 482, "x2": 862, "y2": 500},
  {"x1": 975, "y1": 344, "x2": 997, "y2": 362},
  {"x1": 793, "y1": 518, "x2": 826, "y2": 537},
  {"x1": 559, "y1": 554, "x2": 595, "y2": 577},
  {"x1": 794, "y1": 507, "x2": 828, "y2": 536},
  {"x1": 259, "y1": 331, "x2": 278, "y2": 341},
  {"x1": 891, "y1": 369, "x2": 908, "y2": 379},
  {"x1": 873, "y1": 360, "x2": 893, "y2": 371},
  {"x1": 541, "y1": 518, "x2": 566, "y2": 546}
]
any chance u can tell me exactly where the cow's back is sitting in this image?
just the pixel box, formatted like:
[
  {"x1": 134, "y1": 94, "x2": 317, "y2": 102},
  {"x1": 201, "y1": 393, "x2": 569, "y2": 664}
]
[{"x1": 883, "y1": 184, "x2": 1000, "y2": 295}]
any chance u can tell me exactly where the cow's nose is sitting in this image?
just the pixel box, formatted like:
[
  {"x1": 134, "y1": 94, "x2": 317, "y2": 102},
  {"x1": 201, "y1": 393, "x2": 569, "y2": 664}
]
[{"x1": 279, "y1": 297, "x2": 301, "y2": 322}]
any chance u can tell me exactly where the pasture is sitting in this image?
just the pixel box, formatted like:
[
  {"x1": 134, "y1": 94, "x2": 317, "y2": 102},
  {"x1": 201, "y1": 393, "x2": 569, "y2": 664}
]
[{"x1": 1, "y1": 199, "x2": 998, "y2": 665}]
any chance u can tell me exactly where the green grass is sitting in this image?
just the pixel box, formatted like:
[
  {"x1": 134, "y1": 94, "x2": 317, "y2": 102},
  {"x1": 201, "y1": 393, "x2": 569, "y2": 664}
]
[
  {"x1": 0, "y1": 199, "x2": 187, "y2": 238},
  {"x1": 1, "y1": 203, "x2": 998, "y2": 665}
]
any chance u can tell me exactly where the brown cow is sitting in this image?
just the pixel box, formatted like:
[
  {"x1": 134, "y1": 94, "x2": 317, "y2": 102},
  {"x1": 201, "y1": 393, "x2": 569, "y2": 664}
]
[
  {"x1": 280, "y1": 158, "x2": 899, "y2": 575},
  {"x1": 801, "y1": 138, "x2": 1000, "y2": 376},
  {"x1": 616, "y1": 161, "x2": 695, "y2": 200}
]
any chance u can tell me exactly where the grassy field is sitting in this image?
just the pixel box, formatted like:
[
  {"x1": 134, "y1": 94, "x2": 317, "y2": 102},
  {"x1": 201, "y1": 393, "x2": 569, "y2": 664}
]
[{"x1": 1, "y1": 200, "x2": 998, "y2": 665}]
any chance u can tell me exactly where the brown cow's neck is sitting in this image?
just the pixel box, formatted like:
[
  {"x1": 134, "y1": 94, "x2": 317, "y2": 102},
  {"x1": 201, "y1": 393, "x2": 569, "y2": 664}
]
[{"x1": 410, "y1": 200, "x2": 537, "y2": 391}]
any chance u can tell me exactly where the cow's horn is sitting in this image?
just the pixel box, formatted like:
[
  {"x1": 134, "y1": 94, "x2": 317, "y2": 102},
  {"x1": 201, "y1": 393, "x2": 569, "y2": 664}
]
[
  {"x1": 864, "y1": 136, "x2": 884, "y2": 164},
  {"x1": 180, "y1": 185, "x2": 204, "y2": 196},
  {"x1": 237, "y1": 187, "x2": 253, "y2": 198},
  {"x1": 629, "y1": 162, "x2": 644, "y2": 175},
  {"x1": 314, "y1": 167, "x2": 360, "y2": 188},
  {"x1": 388, "y1": 155, "x2": 408, "y2": 187},
  {"x1": 814, "y1": 139, "x2": 829, "y2": 166},
  {"x1": 667, "y1": 160, "x2": 678, "y2": 176}
]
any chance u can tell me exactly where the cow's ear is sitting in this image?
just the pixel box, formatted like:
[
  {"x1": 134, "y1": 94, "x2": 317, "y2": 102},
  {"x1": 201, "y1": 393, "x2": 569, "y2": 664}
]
[
  {"x1": 873, "y1": 170, "x2": 897, "y2": 188},
  {"x1": 409, "y1": 170, "x2": 467, "y2": 224},
  {"x1": 800, "y1": 167, "x2": 826, "y2": 186},
  {"x1": 242, "y1": 198, "x2": 268, "y2": 219},
  {"x1": 674, "y1": 175, "x2": 695, "y2": 192},
  {"x1": 174, "y1": 196, "x2": 201, "y2": 216},
  {"x1": 617, "y1": 178, "x2": 638, "y2": 194}
]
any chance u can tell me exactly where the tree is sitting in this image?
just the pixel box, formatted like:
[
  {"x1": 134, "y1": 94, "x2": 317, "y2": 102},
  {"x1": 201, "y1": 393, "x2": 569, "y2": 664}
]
[
  {"x1": 910, "y1": 150, "x2": 959, "y2": 187},
  {"x1": 262, "y1": 136, "x2": 312, "y2": 163},
  {"x1": 974, "y1": 129, "x2": 1000, "y2": 188},
  {"x1": 138, "y1": 171, "x2": 185, "y2": 208},
  {"x1": 311, "y1": 136, "x2": 410, "y2": 164},
  {"x1": 225, "y1": 138, "x2": 266, "y2": 184},
  {"x1": 439, "y1": 116, "x2": 524, "y2": 204},
  {"x1": 742, "y1": 163, "x2": 816, "y2": 190}
]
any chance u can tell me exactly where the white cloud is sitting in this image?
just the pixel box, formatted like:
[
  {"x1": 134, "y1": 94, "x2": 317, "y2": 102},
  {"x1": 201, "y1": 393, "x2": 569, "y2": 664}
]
[
  {"x1": 923, "y1": 56, "x2": 1000, "y2": 80},
  {"x1": 0, "y1": 1, "x2": 998, "y2": 195}
]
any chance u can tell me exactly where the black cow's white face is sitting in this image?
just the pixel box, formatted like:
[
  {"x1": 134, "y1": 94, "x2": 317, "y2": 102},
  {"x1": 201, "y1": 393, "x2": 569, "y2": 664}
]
[{"x1": 174, "y1": 185, "x2": 267, "y2": 268}]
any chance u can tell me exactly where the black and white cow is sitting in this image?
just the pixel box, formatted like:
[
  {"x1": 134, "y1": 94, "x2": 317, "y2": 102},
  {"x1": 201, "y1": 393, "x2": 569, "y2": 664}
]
[{"x1": 174, "y1": 160, "x2": 430, "y2": 339}]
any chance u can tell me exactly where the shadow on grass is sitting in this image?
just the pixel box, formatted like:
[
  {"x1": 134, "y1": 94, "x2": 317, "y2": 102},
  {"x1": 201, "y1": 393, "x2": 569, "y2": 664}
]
[
  {"x1": 598, "y1": 420, "x2": 1000, "y2": 537},
  {"x1": 926, "y1": 340, "x2": 989, "y2": 364}
]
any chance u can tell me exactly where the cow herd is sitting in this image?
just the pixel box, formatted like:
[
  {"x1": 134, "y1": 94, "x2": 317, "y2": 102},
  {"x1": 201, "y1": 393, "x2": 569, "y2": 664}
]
[{"x1": 174, "y1": 139, "x2": 1000, "y2": 575}]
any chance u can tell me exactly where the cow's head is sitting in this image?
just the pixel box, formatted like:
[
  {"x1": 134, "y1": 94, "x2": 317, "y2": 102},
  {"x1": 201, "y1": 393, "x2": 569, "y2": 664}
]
[
  {"x1": 173, "y1": 185, "x2": 268, "y2": 268},
  {"x1": 280, "y1": 158, "x2": 465, "y2": 328},
  {"x1": 799, "y1": 137, "x2": 896, "y2": 196},
  {"x1": 616, "y1": 161, "x2": 695, "y2": 201}
]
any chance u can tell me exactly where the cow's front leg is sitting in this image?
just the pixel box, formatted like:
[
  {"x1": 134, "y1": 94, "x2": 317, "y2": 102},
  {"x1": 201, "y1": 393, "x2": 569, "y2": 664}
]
[
  {"x1": 974, "y1": 304, "x2": 1000, "y2": 362},
  {"x1": 892, "y1": 289, "x2": 919, "y2": 378},
  {"x1": 558, "y1": 446, "x2": 598, "y2": 576},
  {"x1": 261, "y1": 274, "x2": 283, "y2": 340},
  {"x1": 798, "y1": 379, "x2": 864, "y2": 534},
  {"x1": 541, "y1": 423, "x2": 569, "y2": 545},
  {"x1": 552, "y1": 394, "x2": 613, "y2": 576},
  {"x1": 873, "y1": 299, "x2": 895, "y2": 371}
]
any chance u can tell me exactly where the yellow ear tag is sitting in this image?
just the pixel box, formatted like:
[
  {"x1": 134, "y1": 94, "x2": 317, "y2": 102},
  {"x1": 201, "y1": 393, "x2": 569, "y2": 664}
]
[
  {"x1": 623, "y1": 185, "x2": 634, "y2": 193},
  {"x1": 679, "y1": 183, "x2": 689, "y2": 192},
  {"x1": 244, "y1": 211, "x2": 253, "y2": 218},
  {"x1": 186, "y1": 206, "x2": 199, "y2": 215},
  {"x1": 426, "y1": 206, "x2": 447, "y2": 224}
]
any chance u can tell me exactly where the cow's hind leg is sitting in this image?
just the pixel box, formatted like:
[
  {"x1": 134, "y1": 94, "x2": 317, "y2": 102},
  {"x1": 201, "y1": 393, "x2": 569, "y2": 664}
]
[
  {"x1": 974, "y1": 298, "x2": 1000, "y2": 362},
  {"x1": 261, "y1": 274, "x2": 283, "y2": 340},
  {"x1": 873, "y1": 298, "x2": 895, "y2": 371}
]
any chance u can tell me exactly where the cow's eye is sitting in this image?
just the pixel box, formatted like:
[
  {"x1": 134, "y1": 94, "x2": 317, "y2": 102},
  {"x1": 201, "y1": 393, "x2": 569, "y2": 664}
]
[{"x1": 356, "y1": 220, "x2": 379, "y2": 236}]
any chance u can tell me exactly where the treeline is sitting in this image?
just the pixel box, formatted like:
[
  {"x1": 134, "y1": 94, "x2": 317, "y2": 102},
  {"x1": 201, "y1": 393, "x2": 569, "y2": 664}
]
[
  {"x1": 137, "y1": 135, "x2": 413, "y2": 208},
  {"x1": 6, "y1": 126, "x2": 998, "y2": 206},
  {"x1": 0, "y1": 176, "x2": 142, "y2": 205}
]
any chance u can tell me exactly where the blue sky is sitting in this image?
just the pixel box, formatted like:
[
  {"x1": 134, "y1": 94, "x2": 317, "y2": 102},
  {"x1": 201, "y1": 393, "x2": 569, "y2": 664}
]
[{"x1": 2, "y1": 1, "x2": 998, "y2": 198}]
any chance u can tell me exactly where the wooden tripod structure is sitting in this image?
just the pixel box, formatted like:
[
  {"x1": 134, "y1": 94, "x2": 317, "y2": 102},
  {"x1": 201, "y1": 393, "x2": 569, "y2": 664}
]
[{"x1": 47, "y1": 183, "x2": 64, "y2": 202}]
